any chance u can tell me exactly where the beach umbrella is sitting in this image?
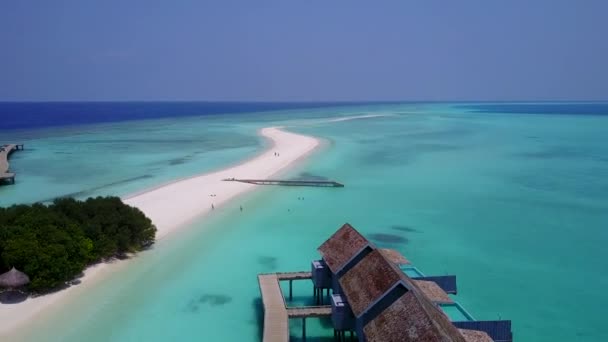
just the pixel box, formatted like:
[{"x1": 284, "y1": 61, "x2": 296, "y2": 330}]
[{"x1": 0, "y1": 267, "x2": 30, "y2": 288}]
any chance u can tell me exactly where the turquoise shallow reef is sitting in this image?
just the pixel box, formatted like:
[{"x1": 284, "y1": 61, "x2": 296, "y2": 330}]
[{"x1": 1, "y1": 103, "x2": 607, "y2": 341}]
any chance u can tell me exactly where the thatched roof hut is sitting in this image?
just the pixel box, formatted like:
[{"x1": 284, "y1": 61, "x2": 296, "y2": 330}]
[
  {"x1": 363, "y1": 291, "x2": 468, "y2": 342},
  {"x1": 339, "y1": 249, "x2": 490, "y2": 341},
  {"x1": 459, "y1": 329, "x2": 494, "y2": 342},
  {"x1": 317, "y1": 223, "x2": 369, "y2": 273},
  {"x1": 379, "y1": 248, "x2": 410, "y2": 265},
  {"x1": 339, "y1": 249, "x2": 403, "y2": 317},
  {"x1": 0, "y1": 267, "x2": 30, "y2": 288}
]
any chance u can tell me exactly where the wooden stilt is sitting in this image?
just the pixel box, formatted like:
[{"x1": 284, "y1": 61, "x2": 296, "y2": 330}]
[
  {"x1": 302, "y1": 318, "x2": 306, "y2": 340},
  {"x1": 289, "y1": 280, "x2": 293, "y2": 301}
]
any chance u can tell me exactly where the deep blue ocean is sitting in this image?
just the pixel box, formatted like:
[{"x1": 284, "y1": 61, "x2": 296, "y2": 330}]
[
  {"x1": 0, "y1": 101, "x2": 381, "y2": 130},
  {"x1": 1, "y1": 101, "x2": 606, "y2": 132}
]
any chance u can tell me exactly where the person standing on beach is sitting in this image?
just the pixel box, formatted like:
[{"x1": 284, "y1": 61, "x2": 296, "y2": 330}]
[
  {"x1": 240, "y1": 205, "x2": 243, "y2": 212},
  {"x1": 211, "y1": 204, "x2": 215, "y2": 210}
]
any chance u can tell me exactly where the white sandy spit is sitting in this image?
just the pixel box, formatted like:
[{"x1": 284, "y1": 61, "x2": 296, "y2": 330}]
[
  {"x1": 123, "y1": 126, "x2": 320, "y2": 239},
  {"x1": 0, "y1": 126, "x2": 320, "y2": 338}
]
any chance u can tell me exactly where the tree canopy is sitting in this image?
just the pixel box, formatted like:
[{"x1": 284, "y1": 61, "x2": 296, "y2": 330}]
[{"x1": 0, "y1": 197, "x2": 156, "y2": 292}]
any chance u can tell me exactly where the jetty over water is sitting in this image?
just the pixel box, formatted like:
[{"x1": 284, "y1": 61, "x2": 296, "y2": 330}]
[
  {"x1": 0, "y1": 144, "x2": 24, "y2": 185},
  {"x1": 258, "y1": 274, "x2": 289, "y2": 342},
  {"x1": 224, "y1": 178, "x2": 344, "y2": 187},
  {"x1": 258, "y1": 272, "x2": 333, "y2": 342}
]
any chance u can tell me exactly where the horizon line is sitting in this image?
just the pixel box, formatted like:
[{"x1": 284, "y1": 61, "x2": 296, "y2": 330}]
[{"x1": 1, "y1": 99, "x2": 607, "y2": 104}]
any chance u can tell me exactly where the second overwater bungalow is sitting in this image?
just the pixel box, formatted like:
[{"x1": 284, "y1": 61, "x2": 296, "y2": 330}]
[
  {"x1": 313, "y1": 223, "x2": 457, "y2": 300},
  {"x1": 335, "y1": 248, "x2": 511, "y2": 341}
]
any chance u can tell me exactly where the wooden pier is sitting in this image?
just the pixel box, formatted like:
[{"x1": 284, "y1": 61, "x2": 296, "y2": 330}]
[
  {"x1": 0, "y1": 144, "x2": 24, "y2": 185},
  {"x1": 223, "y1": 178, "x2": 344, "y2": 188},
  {"x1": 258, "y1": 272, "x2": 333, "y2": 342},
  {"x1": 258, "y1": 274, "x2": 289, "y2": 342}
]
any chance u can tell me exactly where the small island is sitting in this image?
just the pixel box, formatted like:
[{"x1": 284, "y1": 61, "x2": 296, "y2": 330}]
[{"x1": 0, "y1": 197, "x2": 156, "y2": 292}]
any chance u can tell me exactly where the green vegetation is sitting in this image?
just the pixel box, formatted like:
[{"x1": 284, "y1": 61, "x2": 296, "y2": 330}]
[{"x1": 0, "y1": 197, "x2": 156, "y2": 292}]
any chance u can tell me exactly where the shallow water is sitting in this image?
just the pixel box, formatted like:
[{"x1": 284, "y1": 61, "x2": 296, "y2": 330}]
[{"x1": 2, "y1": 103, "x2": 608, "y2": 341}]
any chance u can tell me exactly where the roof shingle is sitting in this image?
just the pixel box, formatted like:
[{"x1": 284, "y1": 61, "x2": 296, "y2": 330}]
[
  {"x1": 317, "y1": 223, "x2": 369, "y2": 273},
  {"x1": 459, "y1": 329, "x2": 494, "y2": 342},
  {"x1": 363, "y1": 292, "x2": 469, "y2": 342},
  {"x1": 339, "y1": 249, "x2": 403, "y2": 317},
  {"x1": 379, "y1": 248, "x2": 411, "y2": 265},
  {"x1": 339, "y1": 247, "x2": 474, "y2": 342},
  {"x1": 413, "y1": 280, "x2": 453, "y2": 304}
]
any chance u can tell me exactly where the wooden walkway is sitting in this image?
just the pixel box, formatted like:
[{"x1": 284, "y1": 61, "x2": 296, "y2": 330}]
[
  {"x1": 287, "y1": 305, "x2": 332, "y2": 318},
  {"x1": 258, "y1": 274, "x2": 289, "y2": 342},
  {"x1": 258, "y1": 272, "x2": 333, "y2": 342},
  {"x1": 276, "y1": 271, "x2": 312, "y2": 280},
  {"x1": 0, "y1": 144, "x2": 23, "y2": 184},
  {"x1": 223, "y1": 178, "x2": 344, "y2": 188}
]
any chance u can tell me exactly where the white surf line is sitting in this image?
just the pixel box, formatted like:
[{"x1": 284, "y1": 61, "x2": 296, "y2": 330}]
[{"x1": 323, "y1": 113, "x2": 396, "y2": 123}]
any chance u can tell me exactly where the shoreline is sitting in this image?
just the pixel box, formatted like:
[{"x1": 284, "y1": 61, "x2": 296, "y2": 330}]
[{"x1": 0, "y1": 126, "x2": 321, "y2": 338}]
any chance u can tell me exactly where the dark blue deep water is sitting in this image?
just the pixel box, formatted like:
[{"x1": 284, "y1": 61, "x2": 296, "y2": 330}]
[
  {"x1": 0, "y1": 101, "x2": 360, "y2": 130},
  {"x1": 3, "y1": 102, "x2": 607, "y2": 131}
]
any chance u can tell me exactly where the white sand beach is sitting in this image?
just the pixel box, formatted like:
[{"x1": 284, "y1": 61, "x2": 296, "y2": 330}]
[
  {"x1": 123, "y1": 126, "x2": 320, "y2": 239},
  {"x1": 0, "y1": 126, "x2": 320, "y2": 338}
]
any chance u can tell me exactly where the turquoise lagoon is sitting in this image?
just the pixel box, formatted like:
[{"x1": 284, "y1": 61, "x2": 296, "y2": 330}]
[{"x1": 1, "y1": 103, "x2": 608, "y2": 341}]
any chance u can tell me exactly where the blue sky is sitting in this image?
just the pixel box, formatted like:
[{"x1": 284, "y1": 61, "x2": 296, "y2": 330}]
[{"x1": 1, "y1": 1, "x2": 606, "y2": 101}]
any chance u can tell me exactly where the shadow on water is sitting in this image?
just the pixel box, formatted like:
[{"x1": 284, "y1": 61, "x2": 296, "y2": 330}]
[
  {"x1": 251, "y1": 297, "x2": 264, "y2": 340},
  {"x1": 184, "y1": 293, "x2": 233, "y2": 313},
  {"x1": 368, "y1": 233, "x2": 409, "y2": 245},
  {"x1": 168, "y1": 155, "x2": 193, "y2": 166},
  {"x1": 289, "y1": 172, "x2": 330, "y2": 181},
  {"x1": 390, "y1": 225, "x2": 418, "y2": 233},
  {"x1": 257, "y1": 256, "x2": 278, "y2": 270}
]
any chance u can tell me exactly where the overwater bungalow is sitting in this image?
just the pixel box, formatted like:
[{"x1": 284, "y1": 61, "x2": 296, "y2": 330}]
[
  {"x1": 258, "y1": 223, "x2": 513, "y2": 342},
  {"x1": 336, "y1": 249, "x2": 511, "y2": 341},
  {"x1": 363, "y1": 291, "x2": 492, "y2": 342},
  {"x1": 313, "y1": 223, "x2": 456, "y2": 299}
]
